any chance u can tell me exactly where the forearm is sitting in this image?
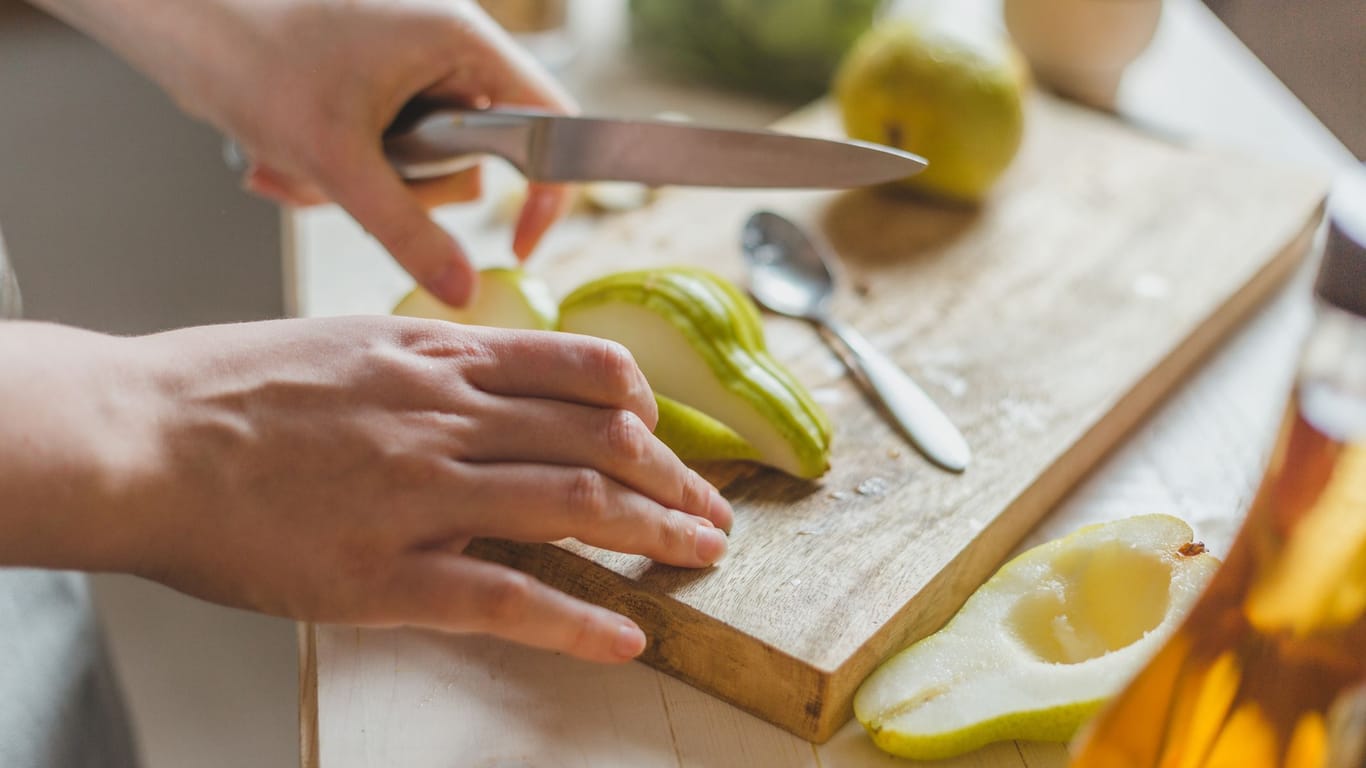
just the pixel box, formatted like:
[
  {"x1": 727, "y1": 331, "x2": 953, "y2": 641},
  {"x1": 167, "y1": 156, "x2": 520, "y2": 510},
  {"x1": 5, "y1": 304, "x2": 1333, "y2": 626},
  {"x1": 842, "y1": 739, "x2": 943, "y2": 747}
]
[
  {"x1": 25, "y1": 0, "x2": 255, "y2": 125},
  {"x1": 0, "y1": 322, "x2": 158, "y2": 572}
]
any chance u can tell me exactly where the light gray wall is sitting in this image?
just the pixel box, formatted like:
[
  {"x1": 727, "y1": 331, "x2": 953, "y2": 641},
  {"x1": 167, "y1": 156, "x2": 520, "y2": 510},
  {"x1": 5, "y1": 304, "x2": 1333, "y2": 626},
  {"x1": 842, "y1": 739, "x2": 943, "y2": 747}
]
[
  {"x1": 2, "y1": 10, "x2": 297, "y2": 765},
  {"x1": 0, "y1": 2, "x2": 284, "y2": 334}
]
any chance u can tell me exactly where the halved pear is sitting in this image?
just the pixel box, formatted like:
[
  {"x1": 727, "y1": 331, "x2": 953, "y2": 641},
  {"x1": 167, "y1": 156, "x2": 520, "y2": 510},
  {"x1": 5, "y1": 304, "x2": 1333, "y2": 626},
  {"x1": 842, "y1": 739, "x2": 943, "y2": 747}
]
[
  {"x1": 559, "y1": 268, "x2": 831, "y2": 479},
  {"x1": 392, "y1": 267, "x2": 557, "y2": 330},
  {"x1": 653, "y1": 394, "x2": 760, "y2": 464},
  {"x1": 854, "y1": 514, "x2": 1220, "y2": 760}
]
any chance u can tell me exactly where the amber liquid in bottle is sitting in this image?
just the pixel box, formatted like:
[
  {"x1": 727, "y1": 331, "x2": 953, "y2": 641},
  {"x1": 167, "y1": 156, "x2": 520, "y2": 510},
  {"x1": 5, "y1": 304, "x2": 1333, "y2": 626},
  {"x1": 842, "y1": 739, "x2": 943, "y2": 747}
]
[{"x1": 1071, "y1": 378, "x2": 1366, "y2": 767}]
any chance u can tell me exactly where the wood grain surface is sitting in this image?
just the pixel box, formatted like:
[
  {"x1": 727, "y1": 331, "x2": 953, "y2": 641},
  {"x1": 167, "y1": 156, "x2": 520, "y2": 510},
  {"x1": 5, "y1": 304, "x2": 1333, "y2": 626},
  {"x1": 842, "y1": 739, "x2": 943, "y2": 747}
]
[{"x1": 455, "y1": 92, "x2": 1328, "y2": 742}]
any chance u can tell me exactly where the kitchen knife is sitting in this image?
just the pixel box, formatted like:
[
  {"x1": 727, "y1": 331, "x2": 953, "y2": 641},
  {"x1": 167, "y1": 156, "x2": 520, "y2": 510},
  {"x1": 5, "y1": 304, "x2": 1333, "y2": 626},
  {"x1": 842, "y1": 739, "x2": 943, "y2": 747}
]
[{"x1": 383, "y1": 109, "x2": 926, "y2": 188}]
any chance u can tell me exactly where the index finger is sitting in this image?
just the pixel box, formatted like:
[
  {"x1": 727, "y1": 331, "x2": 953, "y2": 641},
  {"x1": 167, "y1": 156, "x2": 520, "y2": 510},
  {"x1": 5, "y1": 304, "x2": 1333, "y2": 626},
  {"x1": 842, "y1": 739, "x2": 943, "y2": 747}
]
[
  {"x1": 458, "y1": 328, "x2": 659, "y2": 428},
  {"x1": 316, "y1": 141, "x2": 478, "y2": 307},
  {"x1": 425, "y1": 4, "x2": 578, "y2": 259}
]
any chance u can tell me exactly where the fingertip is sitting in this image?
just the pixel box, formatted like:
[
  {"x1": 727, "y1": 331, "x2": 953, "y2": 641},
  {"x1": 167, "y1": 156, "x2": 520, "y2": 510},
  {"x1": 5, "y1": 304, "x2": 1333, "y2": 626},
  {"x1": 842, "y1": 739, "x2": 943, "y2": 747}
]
[
  {"x1": 708, "y1": 490, "x2": 735, "y2": 535},
  {"x1": 424, "y1": 256, "x2": 478, "y2": 307},
  {"x1": 512, "y1": 182, "x2": 572, "y2": 260},
  {"x1": 694, "y1": 524, "x2": 728, "y2": 565},
  {"x1": 612, "y1": 622, "x2": 647, "y2": 660},
  {"x1": 637, "y1": 392, "x2": 660, "y2": 431}
]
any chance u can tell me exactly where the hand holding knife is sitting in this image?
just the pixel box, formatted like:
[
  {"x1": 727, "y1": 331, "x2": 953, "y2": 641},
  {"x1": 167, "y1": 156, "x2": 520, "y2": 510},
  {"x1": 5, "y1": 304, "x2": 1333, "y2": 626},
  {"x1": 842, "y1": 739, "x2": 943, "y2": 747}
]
[{"x1": 381, "y1": 108, "x2": 966, "y2": 471}]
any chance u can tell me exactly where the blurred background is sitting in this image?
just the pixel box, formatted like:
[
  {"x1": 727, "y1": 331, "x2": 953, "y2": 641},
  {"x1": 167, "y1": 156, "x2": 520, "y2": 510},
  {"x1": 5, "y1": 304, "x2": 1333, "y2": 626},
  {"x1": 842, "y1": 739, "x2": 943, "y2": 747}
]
[
  {"x1": 0, "y1": 0, "x2": 1359, "y2": 333},
  {"x1": 1205, "y1": 0, "x2": 1363, "y2": 157},
  {"x1": 0, "y1": 0, "x2": 1360, "y2": 766}
]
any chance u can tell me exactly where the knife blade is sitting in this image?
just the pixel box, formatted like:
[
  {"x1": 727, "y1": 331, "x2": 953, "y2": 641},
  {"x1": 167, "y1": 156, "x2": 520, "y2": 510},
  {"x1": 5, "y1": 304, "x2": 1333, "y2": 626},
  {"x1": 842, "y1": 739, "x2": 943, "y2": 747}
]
[{"x1": 383, "y1": 109, "x2": 927, "y2": 189}]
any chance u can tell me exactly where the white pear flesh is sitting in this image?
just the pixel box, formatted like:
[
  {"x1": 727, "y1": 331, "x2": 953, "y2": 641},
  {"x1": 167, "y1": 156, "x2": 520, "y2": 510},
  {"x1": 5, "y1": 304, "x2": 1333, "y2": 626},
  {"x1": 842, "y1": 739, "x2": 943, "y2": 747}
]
[
  {"x1": 562, "y1": 301, "x2": 814, "y2": 476},
  {"x1": 854, "y1": 514, "x2": 1220, "y2": 760},
  {"x1": 392, "y1": 268, "x2": 557, "y2": 330}
]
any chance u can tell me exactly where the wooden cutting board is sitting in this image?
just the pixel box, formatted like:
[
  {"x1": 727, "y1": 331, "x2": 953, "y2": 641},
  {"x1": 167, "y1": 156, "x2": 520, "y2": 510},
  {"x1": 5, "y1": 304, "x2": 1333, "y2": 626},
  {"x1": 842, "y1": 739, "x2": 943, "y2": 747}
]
[{"x1": 466, "y1": 92, "x2": 1327, "y2": 743}]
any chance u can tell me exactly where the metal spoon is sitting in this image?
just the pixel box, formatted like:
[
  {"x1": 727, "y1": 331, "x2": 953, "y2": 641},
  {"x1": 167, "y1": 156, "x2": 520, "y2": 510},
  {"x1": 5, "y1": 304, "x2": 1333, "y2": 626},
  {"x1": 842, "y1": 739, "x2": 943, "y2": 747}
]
[{"x1": 741, "y1": 211, "x2": 971, "y2": 472}]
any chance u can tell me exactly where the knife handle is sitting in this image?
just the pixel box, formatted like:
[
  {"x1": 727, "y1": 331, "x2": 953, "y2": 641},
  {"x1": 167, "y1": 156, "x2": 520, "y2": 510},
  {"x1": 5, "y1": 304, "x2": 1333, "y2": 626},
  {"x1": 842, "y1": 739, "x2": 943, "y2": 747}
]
[
  {"x1": 820, "y1": 317, "x2": 972, "y2": 472},
  {"x1": 384, "y1": 108, "x2": 541, "y2": 181}
]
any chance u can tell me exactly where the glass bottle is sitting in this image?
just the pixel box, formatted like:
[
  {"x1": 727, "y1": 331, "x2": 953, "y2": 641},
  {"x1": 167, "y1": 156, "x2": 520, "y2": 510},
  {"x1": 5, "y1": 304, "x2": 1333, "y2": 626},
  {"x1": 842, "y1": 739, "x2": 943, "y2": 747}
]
[{"x1": 1069, "y1": 169, "x2": 1366, "y2": 767}]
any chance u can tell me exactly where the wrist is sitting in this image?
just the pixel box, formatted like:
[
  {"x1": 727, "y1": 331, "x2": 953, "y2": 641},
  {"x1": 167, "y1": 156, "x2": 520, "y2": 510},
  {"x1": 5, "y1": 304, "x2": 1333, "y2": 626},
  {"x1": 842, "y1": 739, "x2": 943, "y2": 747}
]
[{"x1": 0, "y1": 323, "x2": 167, "y2": 573}]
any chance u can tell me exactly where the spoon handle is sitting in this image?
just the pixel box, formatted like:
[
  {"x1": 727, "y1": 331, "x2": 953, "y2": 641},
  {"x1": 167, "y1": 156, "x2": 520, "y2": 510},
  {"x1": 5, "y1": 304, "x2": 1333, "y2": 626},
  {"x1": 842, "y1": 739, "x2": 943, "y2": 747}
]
[{"x1": 820, "y1": 317, "x2": 971, "y2": 472}]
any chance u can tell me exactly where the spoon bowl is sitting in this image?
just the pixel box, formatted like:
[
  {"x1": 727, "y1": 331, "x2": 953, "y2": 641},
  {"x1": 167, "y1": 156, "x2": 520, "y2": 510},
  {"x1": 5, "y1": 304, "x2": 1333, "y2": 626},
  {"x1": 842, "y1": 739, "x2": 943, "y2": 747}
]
[
  {"x1": 741, "y1": 211, "x2": 836, "y2": 319},
  {"x1": 740, "y1": 210, "x2": 971, "y2": 472}
]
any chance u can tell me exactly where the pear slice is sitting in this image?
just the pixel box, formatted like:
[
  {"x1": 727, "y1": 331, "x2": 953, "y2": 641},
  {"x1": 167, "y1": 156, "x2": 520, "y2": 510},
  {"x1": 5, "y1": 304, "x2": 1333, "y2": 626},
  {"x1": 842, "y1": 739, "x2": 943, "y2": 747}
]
[
  {"x1": 559, "y1": 268, "x2": 832, "y2": 479},
  {"x1": 393, "y1": 267, "x2": 557, "y2": 330},
  {"x1": 854, "y1": 514, "x2": 1220, "y2": 760},
  {"x1": 653, "y1": 394, "x2": 760, "y2": 464}
]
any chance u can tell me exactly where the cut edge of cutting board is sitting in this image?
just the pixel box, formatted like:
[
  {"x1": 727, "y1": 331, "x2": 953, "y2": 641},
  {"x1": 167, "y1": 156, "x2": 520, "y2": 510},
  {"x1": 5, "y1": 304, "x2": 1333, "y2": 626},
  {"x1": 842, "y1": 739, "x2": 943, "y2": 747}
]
[
  {"x1": 465, "y1": 538, "x2": 837, "y2": 737},
  {"x1": 470, "y1": 199, "x2": 1325, "y2": 743},
  {"x1": 300, "y1": 622, "x2": 321, "y2": 768}
]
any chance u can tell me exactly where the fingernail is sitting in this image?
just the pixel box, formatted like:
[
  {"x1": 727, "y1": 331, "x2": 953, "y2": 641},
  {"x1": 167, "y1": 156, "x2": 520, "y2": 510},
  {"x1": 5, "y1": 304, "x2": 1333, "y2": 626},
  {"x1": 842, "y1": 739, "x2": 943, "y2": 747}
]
[
  {"x1": 426, "y1": 262, "x2": 473, "y2": 307},
  {"x1": 613, "y1": 623, "x2": 647, "y2": 658},
  {"x1": 695, "y1": 525, "x2": 728, "y2": 564}
]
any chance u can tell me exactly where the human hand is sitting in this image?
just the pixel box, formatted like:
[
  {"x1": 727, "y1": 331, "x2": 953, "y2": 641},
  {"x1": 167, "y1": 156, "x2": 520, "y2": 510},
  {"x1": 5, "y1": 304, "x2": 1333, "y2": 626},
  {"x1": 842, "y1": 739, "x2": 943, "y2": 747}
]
[
  {"x1": 33, "y1": 0, "x2": 573, "y2": 306},
  {"x1": 0, "y1": 318, "x2": 732, "y2": 662}
]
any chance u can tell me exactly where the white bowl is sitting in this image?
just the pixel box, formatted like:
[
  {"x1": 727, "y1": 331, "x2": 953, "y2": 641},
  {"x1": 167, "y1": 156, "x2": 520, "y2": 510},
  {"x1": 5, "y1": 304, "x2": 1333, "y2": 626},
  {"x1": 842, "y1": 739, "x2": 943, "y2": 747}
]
[{"x1": 1004, "y1": 0, "x2": 1163, "y2": 109}]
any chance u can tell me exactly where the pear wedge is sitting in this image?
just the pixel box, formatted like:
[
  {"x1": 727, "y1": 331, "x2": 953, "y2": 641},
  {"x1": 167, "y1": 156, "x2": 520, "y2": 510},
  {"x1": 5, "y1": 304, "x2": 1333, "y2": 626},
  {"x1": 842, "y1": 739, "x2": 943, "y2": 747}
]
[
  {"x1": 559, "y1": 268, "x2": 831, "y2": 479},
  {"x1": 854, "y1": 514, "x2": 1220, "y2": 760},
  {"x1": 393, "y1": 267, "x2": 557, "y2": 330},
  {"x1": 653, "y1": 394, "x2": 760, "y2": 464}
]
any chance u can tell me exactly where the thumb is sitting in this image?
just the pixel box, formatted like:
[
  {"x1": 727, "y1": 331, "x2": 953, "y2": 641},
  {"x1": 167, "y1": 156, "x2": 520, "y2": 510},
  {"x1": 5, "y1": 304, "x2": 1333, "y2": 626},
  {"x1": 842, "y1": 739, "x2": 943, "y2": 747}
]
[{"x1": 319, "y1": 145, "x2": 478, "y2": 307}]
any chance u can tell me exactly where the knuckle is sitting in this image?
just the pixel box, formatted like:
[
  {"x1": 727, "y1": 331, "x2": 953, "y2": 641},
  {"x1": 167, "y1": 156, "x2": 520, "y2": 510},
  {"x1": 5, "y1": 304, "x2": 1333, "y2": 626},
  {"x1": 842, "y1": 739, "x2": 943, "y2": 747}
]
[
  {"x1": 677, "y1": 469, "x2": 709, "y2": 515},
  {"x1": 653, "y1": 511, "x2": 691, "y2": 558},
  {"x1": 565, "y1": 468, "x2": 609, "y2": 526},
  {"x1": 603, "y1": 409, "x2": 648, "y2": 463},
  {"x1": 382, "y1": 442, "x2": 454, "y2": 488},
  {"x1": 358, "y1": 323, "x2": 493, "y2": 409},
  {"x1": 387, "y1": 316, "x2": 443, "y2": 350},
  {"x1": 399, "y1": 321, "x2": 492, "y2": 366},
  {"x1": 377, "y1": 347, "x2": 434, "y2": 391},
  {"x1": 564, "y1": 612, "x2": 597, "y2": 656},
  {"x1": 480, "y1": 571, "x2": 535, "y2": 628},
  {"x1": 592, "y1": 340, "x2": 644, "y2": 401},
  {"x1": 295, "y1": 117, "x2": 351, "y2": 178},
  {"x1": 357, "y1": 337, "x2": 438, "y2": 396}
]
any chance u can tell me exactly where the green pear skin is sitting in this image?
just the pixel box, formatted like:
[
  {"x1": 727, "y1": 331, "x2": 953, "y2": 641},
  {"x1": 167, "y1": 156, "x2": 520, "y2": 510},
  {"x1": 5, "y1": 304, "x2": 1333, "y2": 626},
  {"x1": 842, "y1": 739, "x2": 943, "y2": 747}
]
[{"x1": 560, "y1": 267, "x2": 831, "y2": 479}]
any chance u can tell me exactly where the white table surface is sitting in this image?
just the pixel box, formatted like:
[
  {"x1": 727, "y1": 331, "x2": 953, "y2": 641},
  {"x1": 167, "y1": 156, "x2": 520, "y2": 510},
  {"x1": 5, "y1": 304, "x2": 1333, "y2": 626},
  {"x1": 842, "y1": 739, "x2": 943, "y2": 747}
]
[{"x1": 291, "y1": 1, "x2": 1356, "y2": 766}]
